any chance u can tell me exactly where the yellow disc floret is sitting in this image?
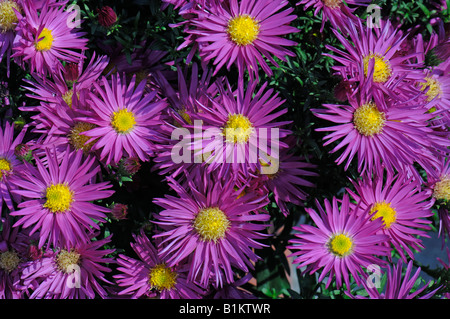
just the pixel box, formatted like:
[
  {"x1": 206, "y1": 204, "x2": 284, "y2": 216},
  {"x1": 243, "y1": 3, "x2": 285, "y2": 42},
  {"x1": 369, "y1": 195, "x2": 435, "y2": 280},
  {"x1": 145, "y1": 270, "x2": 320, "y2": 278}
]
[
  {"x1": 43, "y1": 183, "x2": 74, "y2": 213},
  {"x1": 433, "y1": 176, "x2": 450, "y2": 202},
  {"x1": 56, "y1": 249, "x2": 81, "y2": 273},
  {"x1": 328, "y1": 233, "x2": 353, "y2": 257},
  {"x1": 149, "y1": 263, "x2": 178, "y2": 291},
  {"x1": 0, "y1": 250, "x2": 20, "y2": 273},
  {"x1": 363, "y1": 53, "x2": 392, "y2": 83},
  {"x1": 420, "y1": 76, "x2": 442, "y2": 102},
  {"x1": 370, "y1": 201, "x2": 397, "y2": 229},
  {"x1": 0, "y1": 0, "x2": 20, "y2": 32},
  {"x1": 227, "y1": 14, "x2": 260, "y2": 46},
  {"x1": 323, "y1": 0, "x2": 342, "y2": 9},
  {"x1": 193, "y1": 207, "x2": 230, "y2": 242},
  {"x1": 223, "y1": 113, "x2": 254, "y2": 144},
  {"x1": 353, "y1": 102, "x2": 386, "y2": 137},
  {"x1": 68, "y1": 122, "x2": 97, "y2": 153},
  {"x1": 35, "y1": 28, "x2": 54, "y2": 52},
  {"x1": 111, "y1": 108, "x2": 136, "y2": 134},
  {"x1": 0, "y1": 158, "x2": 12, "y2": 180}
]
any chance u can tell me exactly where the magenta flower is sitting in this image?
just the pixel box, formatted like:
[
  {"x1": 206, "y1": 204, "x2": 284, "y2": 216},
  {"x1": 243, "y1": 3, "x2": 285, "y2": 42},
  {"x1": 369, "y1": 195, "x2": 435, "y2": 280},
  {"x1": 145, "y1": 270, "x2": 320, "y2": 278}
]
[
  {"x1": 188, "y1": 78, "x2": 291, "y2": 179},
  {"x1": 0, "y1": 218, "x2": 41, "y2": 299},
  {"x1": 288, "y1": 194, "x2": 390, "y2": 289},
  {"x1": 10, "y1": 147, "x2": 114, "y2": 248},
  {"x1": 0, "y1": 121, "x2": 27, "y2": 216},
  {"x1": 297, "y1": 0, "x2": 371, "y2": 32},
  {"x1": 114, "y1": 230, "x2": 205, "y2": 299},
  {"x1": 21, "y1": 235, "x2": 115, "y2": 299},
  {"x1": 0, "y1": 0, "x2": 22, "y2": 77},
  {"x1": 184, "y1": 0, "x2": 298, "y2": 78},
  {"x1": 77, "y1": 73, "x2": 168, "y2": 165},
  {"x1": 347, "y1": 260, "x2": 440, "y2": 299},
  {"x1": 347, "y1": 169, "x2": 434, "y2": 261},
  {"x1": 153, "y1": 175, "x2": 270, "y2": 288},
  {"x1": 325, "y1": 19, "x2": 422, "y2": 100},
  {"x1": 12, "y1": 0, "x2": 88, "y2": 76},
  {"x1": 312, "y1": 90, "x2": 448, "y2": 177}
]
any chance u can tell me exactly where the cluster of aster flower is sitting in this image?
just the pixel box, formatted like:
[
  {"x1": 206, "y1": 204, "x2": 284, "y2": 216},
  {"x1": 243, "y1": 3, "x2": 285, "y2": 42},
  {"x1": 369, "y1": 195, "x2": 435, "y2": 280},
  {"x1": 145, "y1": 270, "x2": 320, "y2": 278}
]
[
  {"x1": 0, "y1": 0, "x2": 448, "y2": 301},
  {"x1": 288, "y1": 0, "x2": 450, "y2": 298}
]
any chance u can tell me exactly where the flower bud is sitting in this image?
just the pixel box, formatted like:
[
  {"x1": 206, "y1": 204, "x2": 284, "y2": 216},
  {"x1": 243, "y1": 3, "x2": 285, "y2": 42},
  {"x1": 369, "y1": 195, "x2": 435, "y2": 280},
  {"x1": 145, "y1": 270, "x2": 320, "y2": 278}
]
[{"x1": 97, "y1": 6, "x2": 117, "y2": 28}]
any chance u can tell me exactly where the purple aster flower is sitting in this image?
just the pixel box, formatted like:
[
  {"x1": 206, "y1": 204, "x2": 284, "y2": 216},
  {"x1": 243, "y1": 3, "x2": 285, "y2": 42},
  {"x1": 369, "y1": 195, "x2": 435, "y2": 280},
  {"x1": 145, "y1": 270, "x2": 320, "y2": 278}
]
[
  {"x1": 153, "y1": 174, "x2": 270, "y2": 288},
  {"x1": 10, "y1": 147, "x2": 114, "y2": 248},
  {"x1": 114, "y1": 230, "x2": 205, "y2": 299},
  {"x1": 188, "y1": 77, "x2": 291, "y2": 180},
  {"x1": 76, "y1": 73, "x2": 168, "y2": 165},
  {"x1": 0, "y1": 217, "x2": 41, "y2": 299},
  {"x1": 21, "y1": 235, "x2": 115, "y2": 299},
  {"x1": 0, "y1": 121, "x2": 27, "y2": 217},
  {"x1": 287, "y1": 194, "x2": 390, "y2": 289},
  {"x1": 184, "y1": 0, "x2": 298, "y2": 78},
  {"x1": 347, "y1": 260, "x2": 440, "y2": 299},
  {"x1": 347, "y1": 169, "x2": 434, "y2": 261},
  {"x1": 325, "y1": 19, "x2": 423, "y2": 101},
  {"x1": 0, "y1": 0, "x2": 22, "y2": 77},
  {"x1": 12, "y1": 0, "x2": 88, "y2": 76},
  {"x1": 312, "y1": 90, "x2": 448, "y2": 178},
  {"x1": 297, "y1": 0, "x2": 371, "y2": 32}
]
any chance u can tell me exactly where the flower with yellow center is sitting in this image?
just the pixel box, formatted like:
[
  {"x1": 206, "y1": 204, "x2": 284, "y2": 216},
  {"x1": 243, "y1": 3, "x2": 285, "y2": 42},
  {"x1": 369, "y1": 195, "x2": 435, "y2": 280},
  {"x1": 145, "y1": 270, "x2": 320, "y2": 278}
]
[
  {"x1": 149, "y1": 263, "x2": 178, "y2": 291},
  {"x1": 353, "y1": 102, "x2": 386, "y2": 137},
  {"x1": 227, "y1": 14, "x2": 260, "y2": 46},
  {"x1": 328, "y1": 233, "x2": 353, "y2": 257},
  {"x1": 433, "y1": 176, "x2": 450, "y2": 202},
  {"x1": 0, "y1": 157, "x2": 12, "y2": 180},
  {"x1": 370, "y1": 201, "x2": 397, "y2": 229},
  {"x1": 193, "y1": 207, "x2": 230, "y2": 242},
  {"x1": 0, "y1": 250, "x2": 20, "y2": 273},
  {"x1": 43, "y1": 183, "x2": 74, "y2": 213},
  {"x1": 56, "y1": 249, "x2": 81, "y2": 273},
  {"x1": 419, "y1": 76, "x2": 442, "y2": 102},
  {"x1": 223, "y1": 113, "x2": 254, "y2": 144},
  {"x1": 111, "y1": 108, "x2": 136, "y2": 134},
  {"x1": 363, "y1": 53, "x2": 392, "y2": 83},
  {"x1": 0, "y1": 0, "x2": 20, "y2": 32},
  {"x1": 35, "y1": 27, "x2": 54, "y2": 52},
  {"x1": 68, "y1": 122, "x2": 97, "y2": 153}
]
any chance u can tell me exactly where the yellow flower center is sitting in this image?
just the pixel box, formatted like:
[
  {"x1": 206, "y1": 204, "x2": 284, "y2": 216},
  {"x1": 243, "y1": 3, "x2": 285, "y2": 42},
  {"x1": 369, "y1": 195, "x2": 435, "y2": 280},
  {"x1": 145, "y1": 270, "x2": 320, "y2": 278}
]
[
  {"x1": 111, "y1": 108, "x2": 136, "y2": 134},
  {"x1": 68, "y1": 122, "x2": 97, "y2": 153},
  {"x1": 43, "y1": 183, "x2": 74, "y2": 213},
  {"x1": 35, "y1": 28, "x2": 54, "y2": 52},
  {"x1": 0, "y1": 0, "x2": 20, "y2": 32},
  {"x1": 223, "y1": 113, "x2": 254, "y2": 144},
  {"x1": 370, "y1": 201, "x2": 397, "y2": 229},
  {"x1": 363, "y1": 53, "x2": 392, "y2": 83},
  {"x1": 328, "y1": 233, "x2": 353, "y2": 257},
  {"x1": 0, "y1": 250, "x2": 20, "y2": 273},
  {"x1": 353, "y1": 102, "x2": 386, "y2": 136},
  {"x1": 193, "y1": 207, "x2": 230, "y2": 242},
  {"x1": 178, "y1": 107, "x2": 192, "y2": 125},
  {"x1": 227, "y1": 14, "x2": 260, "y2": 46},
  {"x1": 433, "y1": 176, "x2": 450, "y2": 201},
  {"x1": 420, "y1": 76, "x2": 442, "y2": 102},
  {"x1": 149, "y1": 264, "x2": 178, "y2": 291},
  {"x1": 56, "y1": 249, "x2": 81, "y2": 273},
  {"x1": 62, "y1": 89, "x2": 80, "y2": 108},
  {"x1": 323, "y1": 0, "x2": 342, "y2": 9},
  {"x1": 0, "y1": 158, "x2": 12, "y2": 180}
]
